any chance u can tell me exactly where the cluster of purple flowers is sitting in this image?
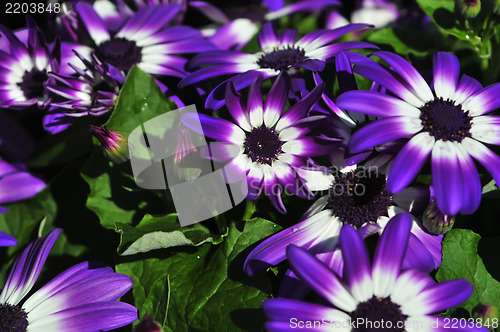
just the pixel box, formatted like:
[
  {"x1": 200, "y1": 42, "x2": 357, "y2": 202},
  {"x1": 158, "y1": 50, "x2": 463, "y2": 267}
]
[{"x1": 1, "y1": 0, "x2": 499, "y2": 330}]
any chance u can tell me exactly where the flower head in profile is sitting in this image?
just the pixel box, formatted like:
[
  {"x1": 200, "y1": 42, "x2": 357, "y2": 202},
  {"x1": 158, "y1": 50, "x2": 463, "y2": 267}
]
[
  {"x1": 179, "y1": 22, "x2": 376, "y2": 110},
  {"x1": 336, "y1": 51, "x2": 500, "y2": 215},
  {"x1": 73, "y1": 2, "x2": 215, "y2": 78},
  {"x1": 47, "y1": 52, "x2": 123, "y2": 118},
  {"x1": 90, "y1": 125, "x2": 129, "y2": 164},
  {"x1": 0, "y1": 229, "x2": 137, "y2": 331},
  {"x1": 182, "y1": 73, "x2": 334, "y2": 213},
  {"x1": 0, "y1": 18, "x2": 60, "y2": 109},
  {"x1": 263, "y1": 213, "x2": 487, "y2": 332}
]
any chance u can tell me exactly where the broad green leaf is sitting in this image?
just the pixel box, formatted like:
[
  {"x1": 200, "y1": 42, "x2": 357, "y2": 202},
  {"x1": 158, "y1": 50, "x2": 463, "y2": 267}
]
[
  {"x1": 366, "y1": 28, "x2": 429, "y2": 56},
  {"x1": 115, "y1": 214, "x2": 224, "y2": 255},
  {"x1": 416, "y1": 0, "x2": 474, "y2": 41},
  {"x1": 81, "y1": 148, "x2": 167, "y2": 229},
  {"x1": 106, "y1": 65, "x2": 178, "y2": 137},
  {"x1": 436, "y1": 229, "x2": 500, "y2": 314},
  {"x1": 116, "y1": 218, "x2": 282, "y2": 332}
]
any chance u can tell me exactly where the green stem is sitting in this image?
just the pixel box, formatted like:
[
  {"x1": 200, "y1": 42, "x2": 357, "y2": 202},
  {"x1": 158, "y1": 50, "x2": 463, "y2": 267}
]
[
  {"x1": 214, "y1": 213, "x2": 227, "y2": 234},
  {"x1": 243, "y1": 199, "x2": 256, "y2": 221}
]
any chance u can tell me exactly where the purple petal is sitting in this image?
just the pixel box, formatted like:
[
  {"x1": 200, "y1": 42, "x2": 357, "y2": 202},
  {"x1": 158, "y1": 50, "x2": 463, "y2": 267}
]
[
  {"x1": 178, "y1": 64, "x2": 249, "y2": 88},
  {"x1": 264, "y1": 72, "x2": 290, "y2": 127},
  {"x1": 353, "y1": 61, "x2": 424, "y2": 107},
  {"x1": 181, "y1": 113, "x2": 245, "y2": 144},
  {"x1": 188, "y1": 50, "x2": 249, "y2": 67},
  {"x1": 455, "y1": 143, "x2": 481, "y2": 214},
  {"x1": 373, "y1": 51, "x2": 433, "y2": 102},
  {"x1": 243, "y1": 210, "x2": 331, "y2": 276},
  {"x1": 287, "y1": 245, "x2": 358, "y2": 312},
  {"x1": 433, "y1": 52, "x2": 460, "y2": 100},
  {"x1": 410, "y1": 223, "x2": 443, "y2": 269},
  {"x1": 263, "y1": 298, "x2": 349, "y2": 323},
  {"x1": 402, "y1": 233, "x2": 436, "y2": 273},
  {"x1": 259, "y1": 22, "x2": 280, "y2": 50},
  {"x1": 275, "y1": 83, "x2": 324, "y2": 132},
  {"x1": 205, "y1": 70, "x2": 276, "y2": 110},
  {"x1": 225, "y1": 82, "x2": 251, "y2": 131},
  {"x1": 372, "y1": 213, "x2": 411, "y2": 297},
  {"x1": 387, "y1": 132, "x2": 435, "y2": 194},
  {"x1": 75, "y1": 2, "x2": 110, "y2": 45},
  {"x1": 339, "y1": 225, "x2": 372, "y2": 302},
  {"x1": 0, "y1": 231, "x2": 17, "y2": 247},
  {"x1": 462, "y1": 138, "x2": 500, "y2": 187},
  {"x1": 26, "y1": 302, "x2": 137, "y2": 331},
  {"x1": 296, "y1": 59, "x2": 325, "y2": 71},
  {"x1": 262, "y1": 167, "x2": 286, "y2": 214},
  {"x1": 431, "y1": 140, "x2": 463, "y2": 215},
  {"x1": 0, "y1": 171, "x2": 46, "y2": 205},
  {"x1": 248, "y1": 75, "x2": 264, "y2": 127},
  {"x1": 348, "y1": 116, "x2": 421, "y2": 154},
  {"x1": 307, "y1": 41, "x2": 378, "y2": 61},
  {"x1": 391, "y1": 269, "x2": 436, "y2": 307},
  {"x1": 470, "y1": 115, "x2": 500, "y2": 145},
  {"x1": 297, "y1": 24, "x2": 371, "y2": 51},
  {"x1": 335, "y1": 51, "x2": 357, "y2": 92},
  {"x1": 209, "y1": 19, "x2": 258, "y2": 51},
  {"x1": 189, "y1": 1, "x2": 230, "y2": 24},
  {"x1": 462, "y1": 82, "x2": 500, "y2": 117},
  {"x1": 336, "y1": 90, "x2": 421, "y2": 117},
  {"x1": 452, "y1": 74, "x2": 482, "y2": 104},
  {"x1": 0, "y1": 229, "x2": 62, "y2": 306},
  {"x1": 404, "y1": 279, "x2": 472, "y2": 315}
]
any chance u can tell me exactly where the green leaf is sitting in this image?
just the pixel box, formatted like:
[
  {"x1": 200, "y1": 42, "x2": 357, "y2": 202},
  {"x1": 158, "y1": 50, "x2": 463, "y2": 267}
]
[
  {"x1": 436, "y1": 229, "x2": 500, "y2": 314},
  {"x1": 116, "y1": 218, "x2": 282, "y2": 331},
  {"x1": 416, "y1": 0, "x2": 473, "y2": 41},
  {"x1": 366, "y1": 28, "x2": 429, "y2": 56},
  {"x1": 106, "y1": 65, "x2": 178, "y2": 137},
  {"x1": 115, "y1": 214, "x2": 224, "y2": 255},
  {"x1": 81, "y1": 148, "x2": 167, "y2": 229}
]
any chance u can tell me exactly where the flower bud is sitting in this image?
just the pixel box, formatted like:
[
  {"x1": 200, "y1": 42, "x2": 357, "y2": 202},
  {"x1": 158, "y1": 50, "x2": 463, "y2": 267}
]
[
  {"x1": 133, "y1": 314, "x2": 163, "y2": 332},
  {"x1": 173, "y1": 125, "x2": 202, "y2": 181},
  {"x1": 473, "y1": 303, "x2": 499, "y2": 321},
  {"x1": 89, "y1": 125, "x2": 129, "y2": 163},
  {"x1": 422, "y1": 201, "x2": 455, "y2": 235},
  {"x1": 456, "y1": 0, "x2": 482, "y2": 18}
]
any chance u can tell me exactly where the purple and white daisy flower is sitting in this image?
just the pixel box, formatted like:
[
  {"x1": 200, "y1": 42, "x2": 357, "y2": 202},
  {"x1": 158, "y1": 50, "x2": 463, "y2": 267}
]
[
  {"x1": 336, "y1": 51, "x2": 500, "y2": 215},
  {"x1": 263, "y1": 213, "x2": 487, "y2": 332},
  {"x1": 179, "y1": 22, "x2": 376, "y2": 110},
  {"x1": 0, "y1": 228, "x2": 137, "y2": 331},
  {"x1": 73, "y1": 2, "x2": 216, "y2": 78},
  {"x1": 244, "y1": 164, "x2": 442, "y2": 288},
  {"x1": 0, "y1": 206, "x2": 17, "y2": 247},
  {"x1": 47, "y1": 52, "x2": 123, "y2": 117},
  {"x1": 0, "y1": 19, "x2": 60, "y2": 109},
  {"x1": 182, "y1": 73, "x2": 334, "y2": 213}
]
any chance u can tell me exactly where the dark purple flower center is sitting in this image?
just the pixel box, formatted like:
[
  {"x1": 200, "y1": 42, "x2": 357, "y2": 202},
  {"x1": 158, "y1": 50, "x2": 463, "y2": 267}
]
[
  {"x1": 419, "y1": 97, "x2": 472, "y2": 142},
  {"x1": 327, "y1": 169, "x2": 391, "y2": 228},
  {"x1": 350, "y1": 296, "x2": 407, "y2": 332},
  {"x1": 18, "y1": 68, "x2": 48, "y2": 100},
  {"x1": 96, "y1": 38, "x2": 142, "y2": 72},
  {"x1": 244, "y1": 125, "x2": 284, "y2": 165},
  {"x1": 257, "y1": 46, "x2": 306, "y2": 71},
  {"x1": 0, "y1": 303, "x2": 29, "y2": 332},
  {"x1": 465, "y1": 0, "x2": 478, "y2": 5}
]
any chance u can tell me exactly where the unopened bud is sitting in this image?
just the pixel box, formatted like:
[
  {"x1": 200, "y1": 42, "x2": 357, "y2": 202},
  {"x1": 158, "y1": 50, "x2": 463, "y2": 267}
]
[
  {"x1": 133, "y1": 314, "x2": 163, "y2": 332},
  {"x1": 456, "y1": 0, "x2": 482, "y2": 18},
  {"x1": 173, "y1": 125, "x2": 202, "y2": 181},
  {"x1": 89, "y1": 125, "x2": 129, "y2": 163},
  {"x1": 422, "y1": 201, "x2": 455, "y2": 235},
  {"x1": 473, "y1": 303, "x2": 499, "y2": 321}
]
